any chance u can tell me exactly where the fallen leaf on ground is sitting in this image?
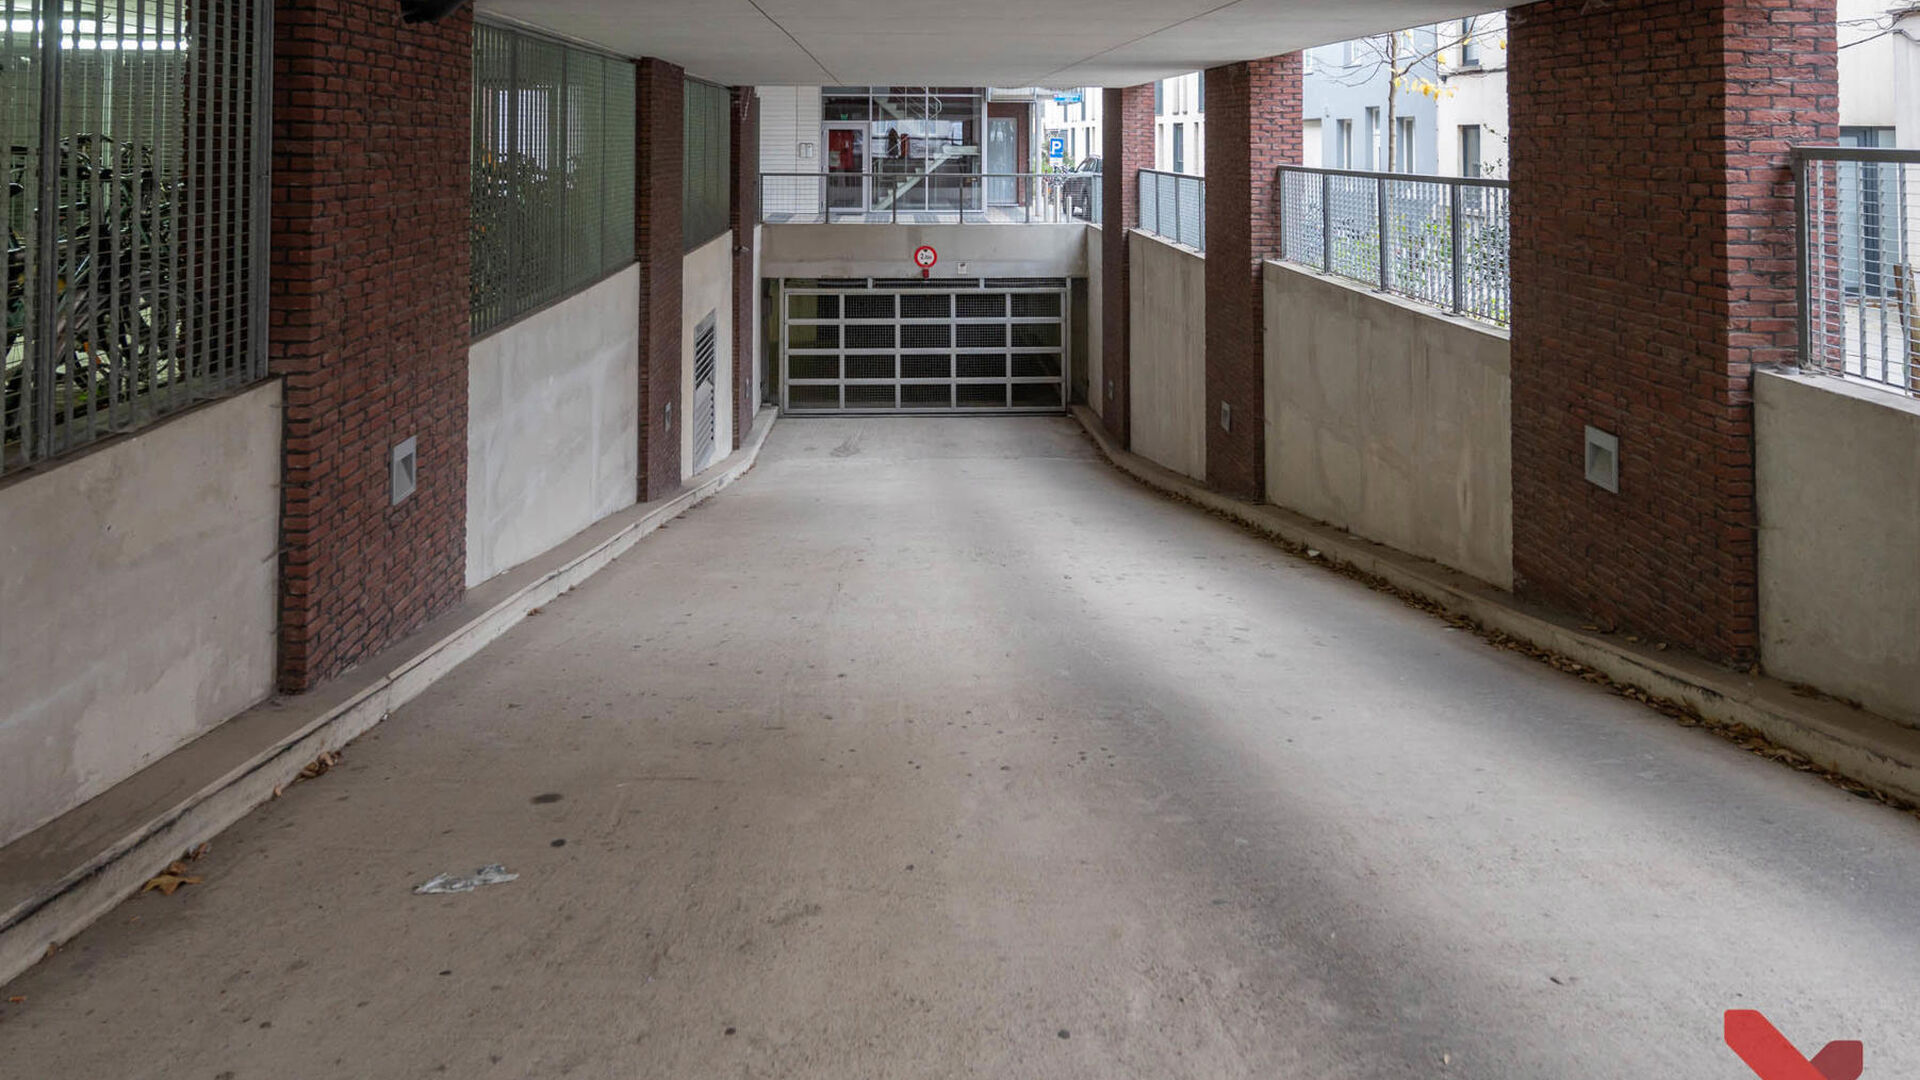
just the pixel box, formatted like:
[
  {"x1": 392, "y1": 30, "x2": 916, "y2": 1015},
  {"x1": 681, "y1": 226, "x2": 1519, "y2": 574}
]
[
  {"x1": 7, "y1": 995, "x2": 24, "y2": 1004},
  {"x1": 298, "y1": 749, "x2": 341, "y2": 780},
  {"x1": 142, "y1": 861, "x2": 203, "y2": 896}
]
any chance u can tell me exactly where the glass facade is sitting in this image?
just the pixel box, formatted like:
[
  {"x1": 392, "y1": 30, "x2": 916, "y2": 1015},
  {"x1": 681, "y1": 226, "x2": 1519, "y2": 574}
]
[{"x1": 821, "y1": 87, "x2": 985, "y2": 212}]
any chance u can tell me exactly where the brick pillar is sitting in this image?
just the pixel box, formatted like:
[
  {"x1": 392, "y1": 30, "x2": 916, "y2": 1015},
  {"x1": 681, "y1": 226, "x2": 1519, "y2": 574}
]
[
  {"x1": 270, "y1": 0, "x2": 472, "y2": 692},
  {"x1": 1204, "y1": 55, "x2": 1302, "y2": 500},
  {"x1": 1100, "y1": 85, "x2": 1154, "y2": 447},
  {"x1": 635, "y1": 59, "x2": 684, "y2": 499},
  {"x1": 730, "y1": 85, "x2": 760, "y2": 450},
  {"x1": 1508, "y1": 0, "x2": 1836, "y2": 664}
]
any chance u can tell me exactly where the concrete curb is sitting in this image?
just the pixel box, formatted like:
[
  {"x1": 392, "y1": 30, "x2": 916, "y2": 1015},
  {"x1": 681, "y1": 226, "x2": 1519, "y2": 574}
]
[
  {"x1": 0, "y1": 408, "x2": 780, "y2": 989},
  {"x1": 1070, "y1": 404, "x2": 1920, "y2": 809}
]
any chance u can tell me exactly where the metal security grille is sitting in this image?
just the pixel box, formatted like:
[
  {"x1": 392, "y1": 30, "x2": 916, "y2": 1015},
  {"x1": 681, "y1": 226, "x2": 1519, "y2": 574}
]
[
  {"x1": 3, "y1": 0, "x2": 270, "y2": 473},
  {"x1": 683, "y1": 78, "x2": 729, "y2": 252},
  {"x1": 691, "y1": 311, "x2": 717, "y2": 469},
  {"x1": 781, "y1": 278, "x2": 1069, "y2": 414},
  {"x1": 470, "y1": 22, "x2": 635, "y2": 338}
]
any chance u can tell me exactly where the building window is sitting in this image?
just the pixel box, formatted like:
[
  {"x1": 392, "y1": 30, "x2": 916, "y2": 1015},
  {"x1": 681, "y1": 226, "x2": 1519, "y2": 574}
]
[
  {"x1": 1336, "y1": 119, "x2": 1354, "y2": 168},
  {"x1": 684, "y1": 78, "x2": 732, "y2": 252},
  {"x1": 471, "y1": 25, "x2": 636, "y2": 337},
  {"x1": 3, "y1": 0, "x2": 272, "y2": 471},
  {"x1": 1460, "y1": 18, "x2": 1481, "y2": 66},
  {"x1": 1460, "y1": 124, "x2": 1482, "y2": 178},
  {"x1": 1366, "y1": 107, "x2": 1381, "y2": 169},
  {"x1": 1155, "y1": 80, "x2": 1165, "y2": 116},
  {"x1": 1196, "y1": 70, "x2": 1205, "y2": 110},
  {"x1": 1396, "y1": 116, "x2": 1415, "y2": 172},
  {"x1": 1172, "y1": 124, "x2": 1185, "y2": 174}
]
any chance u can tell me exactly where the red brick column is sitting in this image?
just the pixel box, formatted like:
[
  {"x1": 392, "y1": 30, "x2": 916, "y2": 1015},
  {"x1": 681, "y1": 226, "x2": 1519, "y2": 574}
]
[
  {"x1": 270, "y1": 0, "x2": 471, "y2": 691},
  {"x1": 730, "y1": 85, "x2": 760, "y2": 449},
  {"x1": 1100, "y1": 85, "x2": 1154, "y2": 447},
  {"x1": 1204, "y1": 55, "x2": 1302, "y2": 500},
  {"x1": 636, "y1": 59, "x2": 684, "y2": 499},
  {"x1": 1508, "y1": 0, "x2": 1835, "y2": 664}
]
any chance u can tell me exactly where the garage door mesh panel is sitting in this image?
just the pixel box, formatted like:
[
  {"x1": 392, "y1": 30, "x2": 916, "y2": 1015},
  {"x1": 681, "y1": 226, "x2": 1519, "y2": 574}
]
[{"x1": 782, "y1": 278, "x2": 1068, "y2": 414}]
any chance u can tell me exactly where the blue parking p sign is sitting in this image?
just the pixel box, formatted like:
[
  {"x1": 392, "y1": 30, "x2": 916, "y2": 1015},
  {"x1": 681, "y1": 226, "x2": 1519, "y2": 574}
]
[{"x1": 1048, "y1": 136, "x2": 1066, "y2": 160}]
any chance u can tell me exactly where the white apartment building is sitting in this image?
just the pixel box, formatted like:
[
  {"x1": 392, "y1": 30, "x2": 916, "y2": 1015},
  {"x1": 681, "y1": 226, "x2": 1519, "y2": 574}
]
[{"x1": 1434, "y1": 12, "x2": 1509, "y2": 177}]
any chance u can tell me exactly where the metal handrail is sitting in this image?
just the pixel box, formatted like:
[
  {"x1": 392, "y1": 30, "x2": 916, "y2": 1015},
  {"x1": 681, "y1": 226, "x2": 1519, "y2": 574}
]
[
  {"x1": 1276, "y1": 163, "x2": 1513, "y2": 189},
  {"x1": 757, "y1": 170, "x2": 1098, "y2": 225},
  {"x1": 1791, "y1": 146, "x2": 1920, "y2": 165}
]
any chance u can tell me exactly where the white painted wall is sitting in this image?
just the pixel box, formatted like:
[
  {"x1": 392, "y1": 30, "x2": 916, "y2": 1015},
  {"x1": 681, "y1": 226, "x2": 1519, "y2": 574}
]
[
  {"x1": 1757, "y1": 371, "x2": 1920, "y2": 728},
  {"x1": 1264, "y1": 262, "x2": 1512, "y2": 588},
  {"x1": 1435, "y1": 11, "x2": 1508, "y2": 177},
  {"x1": 682, "y1": 233, "x2": 735, "y2": 478},
  {"x1": 466, "y1": 266, "x2": 641, "y2": 586},
  {"x1": 758, "y1": 86, "x2": 825, "y2": 218},
  {"x1": 1841, "y1": 0, "x2": 1898, "y2": 131},
  {"x1": 0, "y1": 381, "x2": 282, "y2": 847},
  {"x1": 1128, "y1": 230, "x2": 1207, "y2": 481},
  {"x1": 1153, "y1": 72, "x2": 1206, "y2": 176}
]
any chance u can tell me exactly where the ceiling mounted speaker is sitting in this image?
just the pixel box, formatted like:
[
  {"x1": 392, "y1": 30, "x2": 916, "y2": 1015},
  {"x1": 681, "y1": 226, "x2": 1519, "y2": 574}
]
[{"x1": 399, "y1": 0, "x2": 469, "y2": 23}]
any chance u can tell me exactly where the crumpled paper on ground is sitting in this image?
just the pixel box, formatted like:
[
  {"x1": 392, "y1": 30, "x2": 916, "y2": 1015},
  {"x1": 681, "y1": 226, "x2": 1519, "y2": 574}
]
[{"x1": 414, "y1": 864, "x2": 519, "y2": 894}]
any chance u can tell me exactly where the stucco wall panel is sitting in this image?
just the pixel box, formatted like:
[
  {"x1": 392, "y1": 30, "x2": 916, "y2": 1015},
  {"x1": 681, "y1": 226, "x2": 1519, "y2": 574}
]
[
  {"x1": 682, "y1": 234, "x2": 735, "y2": 478},
  {"x1": 466, "y1": 266, "x2": 641, "y2": 586},
  {"x1": 1127, "y1": 231, "x2": 1207, "y2": 481},
  {"x1": 0, "y1": 381, "x2": 282, "y2": 847},
  {"x1": 1264, "y1": 262, "x2": 1512, "y2": 588},
  {"x1": 1757, "y1": 371, "x2": 1920, "y2": 727}
]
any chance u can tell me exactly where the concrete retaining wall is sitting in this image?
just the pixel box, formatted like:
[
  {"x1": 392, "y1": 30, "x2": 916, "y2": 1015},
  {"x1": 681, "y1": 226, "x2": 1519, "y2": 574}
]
[
  {"x1": 683, "y1": 234, "x2": 735, "y2": 477},
  {"x1": 0, "y1": 381, "x2": 282, "y2": 847},
  {"x1": 1127, "y1": 230, "x2": 1207, "y2": 481},
  {"x1": 760, "y1": 223, "x2": 1088, "y2": 279},
  {"x1": 1757, "y1": 371, "x2": 1920, "y2": 727},
  {"x1": 1264, "y1": 262, "x2": 1512, "y2": 588},
  {"x1": 467, "y1": 265, "x2": 641, "y2": 586}
]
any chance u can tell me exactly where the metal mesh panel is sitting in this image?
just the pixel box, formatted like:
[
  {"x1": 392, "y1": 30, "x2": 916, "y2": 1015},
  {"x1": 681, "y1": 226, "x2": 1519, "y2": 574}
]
[
  {"x1": 1800, "y1": 150, "x2": 1920, "y2": 396},
  {"x1": 1137, "y1": 169, "x2": 1204, "y2": 251},
  {"x1": 470, "y1": 25, "x2": 636, "y2": 338},
  {"x1": 691, "y1": 312, "x2": 717, "y2": 468},
  {"x1": 1325, "y1": 173, "x2": 1380, "y2": 286},
  {"x1": 683, "y1": 77, "x2": 729, "y2": 251},
  {"x1": 1277, "y1": 165, "x2": 1510, "y2": 328},
  {"x1": 1279, "y1": 169, "x2": 1324, "y2": 269},
  {"x1": 4, "y1": 0, "x2": 269, "y2": 472}
]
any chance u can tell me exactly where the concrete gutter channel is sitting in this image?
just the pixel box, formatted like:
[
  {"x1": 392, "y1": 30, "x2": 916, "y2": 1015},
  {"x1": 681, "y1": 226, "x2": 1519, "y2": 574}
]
[
  {"x1": 1069, "y1": 405, "x2": 1920, "y2": 816},
  {"x1": 0, "y1": 408, "x2": 779, "y2": 990}
]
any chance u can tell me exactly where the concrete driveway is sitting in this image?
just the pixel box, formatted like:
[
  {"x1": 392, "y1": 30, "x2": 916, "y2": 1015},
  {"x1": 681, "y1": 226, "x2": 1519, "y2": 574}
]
[{"x1": 1, "y1": 416, "x2": 1915, "y2": 1078}]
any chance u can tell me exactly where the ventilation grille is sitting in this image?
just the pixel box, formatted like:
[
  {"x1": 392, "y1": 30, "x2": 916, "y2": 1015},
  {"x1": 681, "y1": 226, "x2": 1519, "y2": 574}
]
[{"x1": 692, "y1": 313, "x2": 718, "y2": 469}]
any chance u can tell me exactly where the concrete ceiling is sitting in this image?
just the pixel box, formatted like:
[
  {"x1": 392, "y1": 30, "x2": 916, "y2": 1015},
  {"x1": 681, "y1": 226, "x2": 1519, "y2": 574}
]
[{"x1": 473, "y1": 0, "x2": 1498, "y2": 87}]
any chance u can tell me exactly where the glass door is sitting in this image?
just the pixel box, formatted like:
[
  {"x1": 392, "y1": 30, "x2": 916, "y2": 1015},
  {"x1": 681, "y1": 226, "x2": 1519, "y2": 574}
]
[
  {"x1": 825, "y1": 124, "x2": 868, "y2": 215},
  {"x1": 987, "y1": 117, "x2": 1016, "y2": 205}
]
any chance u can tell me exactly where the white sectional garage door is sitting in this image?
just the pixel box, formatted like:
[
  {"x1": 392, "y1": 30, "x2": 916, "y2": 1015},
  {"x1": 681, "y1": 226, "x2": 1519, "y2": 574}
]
[{"x1": 780, "y1": 277, "x2": 1068, "y2": 413}]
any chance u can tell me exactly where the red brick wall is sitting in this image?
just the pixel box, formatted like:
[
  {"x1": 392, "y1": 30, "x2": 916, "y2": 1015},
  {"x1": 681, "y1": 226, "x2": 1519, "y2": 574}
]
[
  {"x1": 730, "y1": 86, "x2": 759, "y2": 449},
  {"x1": 1100, "y1": 85, "x2": 1154, "y2": 446},
  {"x1": 636, "y1": 59, "x2": 684, "y2": 499},
  {"x1": 1204, "y1": 55, "x2": 1302, "y2": 500},
  {"x1": 1508, "y1": 0, "x2": 1835, "y2": 663},
  {"x1": 271, "y1": 0, "x2": 471, "y2": 692}
]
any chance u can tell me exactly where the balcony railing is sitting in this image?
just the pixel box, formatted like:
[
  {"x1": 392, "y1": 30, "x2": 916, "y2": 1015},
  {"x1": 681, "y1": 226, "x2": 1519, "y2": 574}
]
[
  {"x1": 1277, "y1": 165, "x2": 1511, "y2": 328},
  {"x1": 1138, "y1": 169, "x2": 1205, "y2": 251},
  {"x1": 759, "y1": 172, "x2": 1100, "y2": 225},
  {"x1": 1795, "y1": 146, "x2": 1920, "y2": 397}
]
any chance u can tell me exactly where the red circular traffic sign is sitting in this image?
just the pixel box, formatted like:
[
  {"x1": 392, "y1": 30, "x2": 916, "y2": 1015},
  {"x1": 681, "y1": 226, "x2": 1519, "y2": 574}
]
[{"x1": 913, "y1": 245, "x2": 938, "y2": 269}]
